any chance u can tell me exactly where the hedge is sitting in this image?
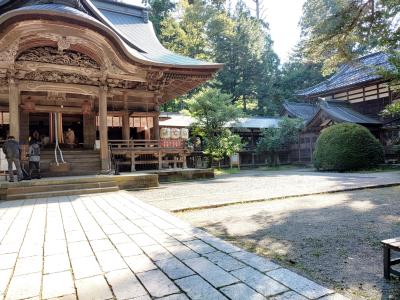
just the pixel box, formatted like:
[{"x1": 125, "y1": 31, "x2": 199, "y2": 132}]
[{"x1": 314, "y1": 123, "x2": 384, "y2": 171}]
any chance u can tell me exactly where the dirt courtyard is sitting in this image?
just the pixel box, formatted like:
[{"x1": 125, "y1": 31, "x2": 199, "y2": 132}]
[{"x1": 177, "y1": 186, "x2": 400, "y2": 299}]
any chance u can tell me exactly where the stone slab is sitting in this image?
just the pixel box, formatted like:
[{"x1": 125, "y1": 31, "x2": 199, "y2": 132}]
[
  {"x1": 231, "y1": 267, "x2": 288, "y2": 297},
  {"x1": 183, "y1": 257, "x2": 239, "y2": 288},
  {"x1": 136, "y1": 269, "x2": 180, "y2": 298},
  {"x1": 220, "y1": 283, "x2": 264, "y2": 300},
  {"x1": 267, "y1": 268, "x2": 333, "y2": 299},
  {"x1": 155, "y1": 257, "x2": 195, "y2": 280},
  {"x1": 175, "y1": 275, "x2": 227, "y2": 300},
  {"x1": 105, "y1": 269, "x2": 148, "y2": 299},
  {"x1": 231, "y1": 251, "x2": 280, "y2": 272},
  {"x1": 75, "y1": 275, "x2": 113, "y2": 300},
  {"x1": 203, "y1": 251, "x2": 245, "y2": 272}
]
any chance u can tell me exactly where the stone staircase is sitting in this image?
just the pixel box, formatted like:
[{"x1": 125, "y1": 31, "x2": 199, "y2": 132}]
[
  {"x1": 40, "y1": 149, "x2": 101, "y2": 177},
  {"x1": 3, "y1": 177, "x2": 119, "y2": 200}
]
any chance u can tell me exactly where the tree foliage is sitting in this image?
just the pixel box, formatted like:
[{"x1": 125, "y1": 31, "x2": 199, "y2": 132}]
[
  {"x1": 146, "y1": 0, "x2": 176, "y2": 37},
  {"x1": 184, "y1": 88, "x2": 243, "y2": 163},
  {"x1": 277, "y1": 49, "x2": 325, "y2": 102},
  {"x1": 257, "y1": 117, "x2": 304, "y2": 165},
  {"x1": 300, "y1": 0, "x2": 400, "y2": 75},
  {"x1": 152, "y1": 0, "x2": 288, "y2": 115}
]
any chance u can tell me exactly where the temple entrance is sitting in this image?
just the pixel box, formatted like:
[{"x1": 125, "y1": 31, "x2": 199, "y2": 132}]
[
  {"x1": 0, "y1": 112, "x2": 10, "y2": 142},
  {"x1": 29, "y1": 113, "x2": 83, "y2": 148}
]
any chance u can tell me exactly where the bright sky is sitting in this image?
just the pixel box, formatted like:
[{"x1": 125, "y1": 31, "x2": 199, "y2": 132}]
[
  {"x1": 247, "y1": 0, "x2": 306, "y2": 62},
  {"x1": 119, "y1": 0, "x2": 305, "y2": 62}
]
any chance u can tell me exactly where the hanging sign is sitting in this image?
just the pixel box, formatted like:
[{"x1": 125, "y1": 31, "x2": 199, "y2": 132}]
[
  {"x1": 134, "y1": 117, "x2": 141, "y2": 128},
  {"x1": 140, "y1": 117, "x2": 147, "y2": 128},
  {"x1": 147, "y1": 117, "x2": 154, "y2": 128}
]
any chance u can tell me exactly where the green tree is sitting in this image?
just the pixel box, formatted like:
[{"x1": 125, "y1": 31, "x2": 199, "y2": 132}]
[
  {"x1": 257, "y1": 117, "x2": 304, "y2": 166},
  {"x1": 146, "y1": 0, "x2": 176, "y2": 37},
  {"x1": 278, "y1": 49, "x2": 325, "y2": 101},
  {"x1": 300, "y1": 0, "x2": 400, "y2": 75},
  {"x1": 184, "y1": 88, "x2": 243, "y2": 166},
  {"x1": 256, "y1": 35, "x2": 282, "y2": 114}
]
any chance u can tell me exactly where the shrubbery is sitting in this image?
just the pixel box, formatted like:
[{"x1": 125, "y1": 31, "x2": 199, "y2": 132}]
[{"x1": 314, "y1": 123, "x2": 384, "y2": 171}]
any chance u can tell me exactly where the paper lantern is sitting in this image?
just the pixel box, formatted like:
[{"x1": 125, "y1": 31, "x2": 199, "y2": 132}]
[
  {"x1": 160, "y1": 128, "x2": 171, "y2": 139},
  {"x1": 171, "y1": 128, "x2": 180, "y2": 139},
  {"x1": 180, "y1": 128, "x2": 189, "y2": 140}
]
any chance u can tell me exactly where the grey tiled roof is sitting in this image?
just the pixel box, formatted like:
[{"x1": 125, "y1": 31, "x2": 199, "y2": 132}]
[
  {"x1": 310, "y1": 101, "x2": 382, "y2": 125},
  {"x1": 282, "y1": 102, "x2": 318, "y2": 121},
  {"x1": 227, "y1": 117, "x2": 281, "y2": 129},
  {"x1": 98, "y1": 8, "x2": 213, "y2": 66},
  {"x1": 0, "y1": 0, "x2": 221, "y2": 68},
  {"x1": 159, "y1": 113, "x2": 281, "y2": 129},
  {"x1": 298, "y1": 52, "x2": 394, "y2": 97}
]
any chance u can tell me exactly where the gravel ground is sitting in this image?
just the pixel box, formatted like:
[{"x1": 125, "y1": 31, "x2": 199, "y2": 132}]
[
  {"x1": 176, "y1": 186, "x2": 400, "y2": 300},
  {"x1": 130, "y1": 169, "x2": 400, "y2": 211}
]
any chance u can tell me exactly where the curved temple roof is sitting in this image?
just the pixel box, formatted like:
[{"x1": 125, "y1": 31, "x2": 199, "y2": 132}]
[
  {"x1": 297, "y1": 52, "x2": 394, "y2": 97},
  {"x1": 0, "y1": 0, "x2": 222, "y2": 69},
  {"x1": 307, "y1": 100, "x2": 382, "y2": 126},
  {"x1": 282, "y1": 101, "x2": 318, "y2": 121}
]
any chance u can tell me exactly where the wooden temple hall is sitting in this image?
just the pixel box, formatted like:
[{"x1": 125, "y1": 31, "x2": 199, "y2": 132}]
[{"x1": 0, "y1": 0, "x2": 221, "y2": 175}]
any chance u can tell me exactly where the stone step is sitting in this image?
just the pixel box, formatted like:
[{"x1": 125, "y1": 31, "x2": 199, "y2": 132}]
[
  {"x1": 7, "y1": 186, "x2": 119, "y2": 200},
  {"x1": 6, "y1": 181, "x2": 116, "y2": 195},
  {"x1": 38, "y1": 150, "x2": 102, "y2": 176},
  {"x1": 40, "y1": 154, "x2": 100, "y2": 160},
  {"x1": 40, "y1": 171, "x2": 100, "y2": 178}
]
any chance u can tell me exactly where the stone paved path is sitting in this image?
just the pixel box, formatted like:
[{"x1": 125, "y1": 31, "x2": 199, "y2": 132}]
[
  {"x1": 0, "y1": 191, "x2": 346, "y2": 300},
  {"x1": 132, "y1": 169, "x2": 400, "y2": 211}
]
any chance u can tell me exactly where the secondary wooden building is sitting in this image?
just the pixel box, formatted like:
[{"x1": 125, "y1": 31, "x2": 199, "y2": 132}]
[
  {"x1": 282, "y1": 52, "x2": 400, "y2": 163},
  {"x1": 159, "y1": 112, "x2": 281, "y2": 167},
  {"x1": 0, "y1": 0, "x2": 221, "y2": 175}
]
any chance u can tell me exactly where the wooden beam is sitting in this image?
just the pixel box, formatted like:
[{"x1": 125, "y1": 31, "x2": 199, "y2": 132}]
[
  {"x1": 19, "y1": 81, "x2": 100, "y2": 96},
  {"x1": 21, "y1": 105, "x2": 83, "y2": 114},
  {"x1": 111, "y1": 88, "x2": 155, "y2": 98},
  {"x1": 130, "y1": 111, "x2": 159, "y2": 117}
]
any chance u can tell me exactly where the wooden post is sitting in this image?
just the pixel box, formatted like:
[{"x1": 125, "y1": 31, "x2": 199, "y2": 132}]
[
  {"x1": 122, "y1": 92, "x2": 130, "y2": 140},
  {"x1": 99, "y1": 86, "x2": 109, "y2": 172},
  {"x1": 9, "y1": 79, "x2": 20, "y2": 139},
  {"x1": 183, "y1": 154, "x2": 187, "y2": 169},
  {"x1": 158, "y1": 151, "x2": 162, "y2": 170},
  {"x1": 130, "y1": 152, "x2": 136, "y2": 172},
  {"x1": 383, "y1": 246, "x2": 390, "y2": 279}
]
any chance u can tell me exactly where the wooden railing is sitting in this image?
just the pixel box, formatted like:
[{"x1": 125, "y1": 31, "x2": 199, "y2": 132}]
[
  {"x1": 109, "y1": 140, "x2": 160, "y2": 149},
  {"x1": 108, "y1": 139, "x2": 189, "y2": 171}
]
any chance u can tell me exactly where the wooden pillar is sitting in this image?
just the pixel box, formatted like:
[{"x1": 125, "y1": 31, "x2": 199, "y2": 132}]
[
  {"x1": 154, "y1": 100, "x2": 160, "y2": 141},
  {"x1": 9, "y1": 79, "x2": 20, "y2": 140},
  {"x1": 83, "y1": 114, "x2": 96, "y2": 149},
  {"x1": 122, "y1": 92, "x2": 130, "y2": 140},
  {"x1": 99, "y1": 86, "x2": 109, "y2": 172},
  {"x1": 154, "y1": 115, "x2": 160, "y2": 141},
  {"x1": 19, "y1": 111, "x2": 29, "y2": 144}
]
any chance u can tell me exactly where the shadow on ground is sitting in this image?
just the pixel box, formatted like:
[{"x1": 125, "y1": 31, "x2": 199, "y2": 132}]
[{"x1": 178, "y1": 186, "x2": 400, "y2": 300}]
